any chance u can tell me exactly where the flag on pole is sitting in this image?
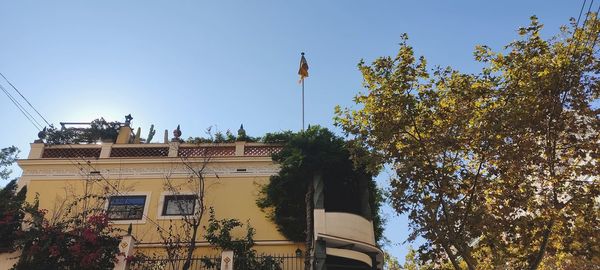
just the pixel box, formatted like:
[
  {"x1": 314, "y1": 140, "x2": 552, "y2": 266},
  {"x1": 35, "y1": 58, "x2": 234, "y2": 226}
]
[{"x1": 298, "y1": 52, "x2": 309, "y2": 83}]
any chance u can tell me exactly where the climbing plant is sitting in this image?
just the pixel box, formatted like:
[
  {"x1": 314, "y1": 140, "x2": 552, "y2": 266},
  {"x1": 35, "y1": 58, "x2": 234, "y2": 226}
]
[{"x1": 256, "y1": 126, "x2": 385, "y2": 245}]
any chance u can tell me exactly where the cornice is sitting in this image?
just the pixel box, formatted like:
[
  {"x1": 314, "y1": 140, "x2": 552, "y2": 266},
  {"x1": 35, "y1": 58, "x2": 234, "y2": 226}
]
[
  {"x1": 19, "y1": 159, "x2": 280, "y2": 180},
  {"x1": 17, "y1": 156, "x2": 274, "y2": 166}
]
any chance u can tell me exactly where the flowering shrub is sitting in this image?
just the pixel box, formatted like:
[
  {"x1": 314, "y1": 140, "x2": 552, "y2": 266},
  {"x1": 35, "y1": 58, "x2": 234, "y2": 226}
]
[
  {"x1": 13, "y1": 212, "x2": 122, "y2": 270},
  {"x1": 0, "y1": 180, "x2": 27, "y2": 251}
]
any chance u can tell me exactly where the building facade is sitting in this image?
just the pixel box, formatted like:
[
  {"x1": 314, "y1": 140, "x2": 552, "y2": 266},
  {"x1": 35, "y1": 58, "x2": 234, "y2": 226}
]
[{"x1": 14, "y1": 124, "x2": 382, "y2": 269}]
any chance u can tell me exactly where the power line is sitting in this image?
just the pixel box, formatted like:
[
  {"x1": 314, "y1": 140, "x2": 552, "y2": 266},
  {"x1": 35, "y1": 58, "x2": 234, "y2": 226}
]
[
  {"x1": 576, "y1": 0, "x2": 588, "y2": 26},
  {"x1": 586, "y1": 4, "x2": 600, "y2": 51},
  {"x1": 577, "y1": 0, "x2": 596, "y2": 50},
  {"x1": 0, "y1": 72, "x2": 52, "y2": 127},
  {"x1": 0, "y1": 83, "x2": 42, "y2": 131},
  {"x1": 562, "y1": 0, "x2": 598, "y2": 91},
  {"x1": 570, "y1": 0, "x2": 594, "y2": 55},
  {"x1": 577, "y1": 0, "x2": 587, "y2": 26},
  {"x1": 0, "y1": 74, "x2": 169, "y2": 231}
]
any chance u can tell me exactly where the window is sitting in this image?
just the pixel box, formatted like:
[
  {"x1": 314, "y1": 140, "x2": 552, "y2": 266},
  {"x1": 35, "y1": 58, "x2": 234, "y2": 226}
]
[
  {"x1": 162, "y1": 195, "x2": 196, "y2": 216},
  {"x1": 107, "y1": 195, "x2": 146, "y2": 220}
]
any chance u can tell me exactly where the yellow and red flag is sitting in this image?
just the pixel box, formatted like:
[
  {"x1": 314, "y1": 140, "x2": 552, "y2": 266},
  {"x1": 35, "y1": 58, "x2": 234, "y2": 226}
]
[{"x1": 298, "y1": 52, "x2": 309, "y2": 83}]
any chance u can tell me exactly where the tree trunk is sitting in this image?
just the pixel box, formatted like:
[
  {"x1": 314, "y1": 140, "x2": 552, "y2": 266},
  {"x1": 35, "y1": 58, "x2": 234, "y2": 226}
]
[
  {"x1": 304, "y1": 178, "x2": 315, "y2": 270},
  {"x1": 528, "y1": 219, "x2": 555, "y2": 270},
  {"x1": 439, "y1": 197, "x2": 476, "y2": 270},
  {"x1": 440, "y1": 241, "x2": 461, "y2": 270},
  {"x1": 182, "y1": 222, "x2": 200, "y2": 270},
  {"x1": 453, "y1": 242, "x2": 476, "y2": 270}
]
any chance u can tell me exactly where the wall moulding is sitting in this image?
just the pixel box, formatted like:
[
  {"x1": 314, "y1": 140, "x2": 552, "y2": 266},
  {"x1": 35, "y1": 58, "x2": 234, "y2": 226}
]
[{"x1": 21, "y1": 164, "x2": 280, "y2": 180}]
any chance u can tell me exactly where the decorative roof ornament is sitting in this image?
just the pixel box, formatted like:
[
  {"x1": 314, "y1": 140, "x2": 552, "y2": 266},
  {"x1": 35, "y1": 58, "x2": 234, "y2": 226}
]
[
  {"x1": 124, "y1": 114, "x2": 133, "y2": 126},
  {"x1": 172, "y1": 125, "x2": 182, "y2": 142},
  {"x1": 237, "y1": 124, "x2": 246, "y2": 138},
  {"x1": 35, "y1": 127, "x2": 47, "y2": 143}
]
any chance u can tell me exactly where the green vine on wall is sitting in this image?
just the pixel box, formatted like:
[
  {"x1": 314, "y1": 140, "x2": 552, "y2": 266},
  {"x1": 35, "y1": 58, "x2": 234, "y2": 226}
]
[{"x1": 256, "y1": 127, "x2": 385, "y2": 245}]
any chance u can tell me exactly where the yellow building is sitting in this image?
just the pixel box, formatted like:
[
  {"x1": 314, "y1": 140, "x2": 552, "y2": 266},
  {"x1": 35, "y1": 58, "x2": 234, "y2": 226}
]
[{"x1": 15, "y1": 123, "x2": 382, "y2": 270}]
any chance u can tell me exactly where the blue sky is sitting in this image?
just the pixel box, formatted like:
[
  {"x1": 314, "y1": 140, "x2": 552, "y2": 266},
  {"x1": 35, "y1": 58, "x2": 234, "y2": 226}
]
[{"x1": 0, "y1": 0, "x2": 584, "y2": 264}]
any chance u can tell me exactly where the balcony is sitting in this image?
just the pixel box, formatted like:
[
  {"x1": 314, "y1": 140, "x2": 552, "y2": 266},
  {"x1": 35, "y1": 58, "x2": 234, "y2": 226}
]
[
  {"x1": 314, "y1": 210, "x2": 382, "y2": 269},
  {"x1": 314, "y1": 211, "x2": 376, "y2": 246}
]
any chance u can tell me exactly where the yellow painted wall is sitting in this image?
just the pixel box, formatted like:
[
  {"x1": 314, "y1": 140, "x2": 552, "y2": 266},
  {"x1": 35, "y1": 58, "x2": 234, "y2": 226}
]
[{"x1": 18, "y1": 149, "x2": 303, "y2": 256}]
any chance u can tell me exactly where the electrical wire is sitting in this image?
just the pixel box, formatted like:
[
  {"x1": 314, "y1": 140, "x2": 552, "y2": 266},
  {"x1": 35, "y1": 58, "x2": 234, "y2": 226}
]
[
  {"x1": 577, "y1": 0, "x2": 596, "y2": 50},
  {"x1": 576, "y1": 0, "x2": 588, "y2": 26},
  {"x1": 570, "y1": 0, "x2": 594, "y2": 56},
  {"x1": 0, "y1": 74, "x2": 174, "y2": 234},
  {"x1": 585, "y1": 4, "x2": 600, "y2": 51},
  {"x1": 0, "y1": 72, "x2": 52, "y2": 127},
  {"x1": 0, "y1": 83, "x2": 42, "y2": 131}
]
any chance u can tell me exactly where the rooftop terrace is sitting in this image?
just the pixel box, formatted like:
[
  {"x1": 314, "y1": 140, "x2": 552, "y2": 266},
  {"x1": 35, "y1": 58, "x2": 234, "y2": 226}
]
[{"x1": 28, "y1": 116, "x2": 283, "y2": 160}]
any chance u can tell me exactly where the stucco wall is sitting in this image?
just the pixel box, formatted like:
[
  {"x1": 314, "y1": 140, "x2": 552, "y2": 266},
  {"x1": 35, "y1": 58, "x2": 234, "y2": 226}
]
[{"x1": 17, "y1": 147, "x2": 302, "y2": 257}]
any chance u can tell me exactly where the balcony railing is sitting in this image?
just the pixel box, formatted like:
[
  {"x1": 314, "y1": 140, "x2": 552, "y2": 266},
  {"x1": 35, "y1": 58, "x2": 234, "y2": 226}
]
[
  {"x1": 42, "y1": 147, "x2": 101, "y2": 158},
  {"x1": 110, "y1": 146, "x2": 169, "y2": 157},
  {"x1": 179, "y1": 146, "x2": 236, "y2": 157},
  {"x1": 314, "y1": 211, "x2": 376, "y2": 246}
]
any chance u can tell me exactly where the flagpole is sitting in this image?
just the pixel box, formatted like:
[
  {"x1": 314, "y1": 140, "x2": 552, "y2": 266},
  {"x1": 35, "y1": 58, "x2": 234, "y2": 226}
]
[
  {"x1": 298, "y1": 52, "x2": 308, "y2": 132},
  {"x1": 302, "y1": 78, "x2": 305, "y2": 131}
]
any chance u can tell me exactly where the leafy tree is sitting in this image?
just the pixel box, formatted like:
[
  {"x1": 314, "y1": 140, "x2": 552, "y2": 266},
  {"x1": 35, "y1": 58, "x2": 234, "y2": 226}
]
[
  {"x1": 0, "y1": 146, "x2": 24, "y2": 251},
  {"x1": 383, "y1": 250, "x2": 402, "y2": 270},
  {"x1": 186, "y1": 126, "x2": 261, "y2": 144},
  {"x1": 336, "y1": 15, "x2": 599, "y2": 270},
  {"x1": 260, "y1": 131, "x2": 294, "y2": 143},
  {"x1": 400, "y1": 247, "x2": 458, "y2": 270},
  {"x1": 0, "y1": 146, "x2": 18, "y2": 180}
]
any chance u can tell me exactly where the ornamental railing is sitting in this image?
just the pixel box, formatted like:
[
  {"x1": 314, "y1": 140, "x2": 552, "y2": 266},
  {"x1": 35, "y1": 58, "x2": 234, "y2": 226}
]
[
  {"x1": 42, "y1": 147, "x2": 101, "y2": 159},
  {"x1": 235, "y1": 254, "x2": 305, "y2": 270},
  {"x1": 128, "y1": 254, "x2": 305, "y2": 270},
  {"x1": 128, "y1": 255, "x2": 221, "y2": 270},
  {"x1": 33, "y1": 142, "x2": 282, "y2": 159},
  {"x1": 178, "y1": 146, "x2": 236, "y2": 157},
  {"x1": 244, "y1": 146, "x2": 282, "y2": 156},
  {"x1": 110, "y1": 146, "x2": 169, "y2": 157}
]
